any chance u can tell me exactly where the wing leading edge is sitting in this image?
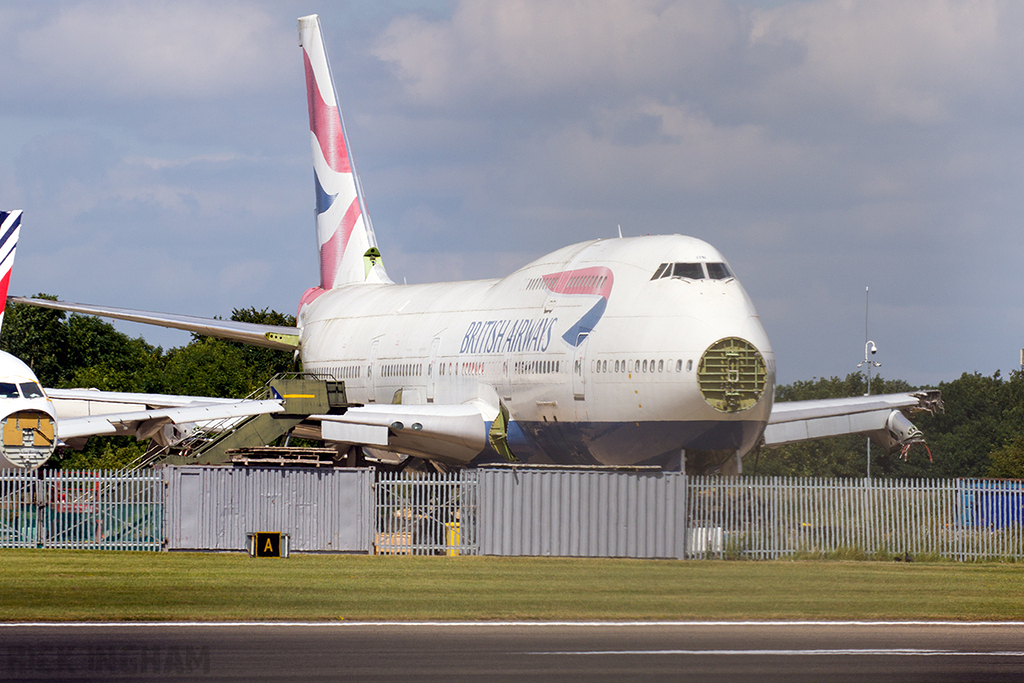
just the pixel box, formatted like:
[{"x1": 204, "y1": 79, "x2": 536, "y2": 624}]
[
  {"x1": 764, "y1": 390, "x2": 943, "y2": 453},
  {"x1": 9, "y1": 297, "x2": 299, "y2": 351}
]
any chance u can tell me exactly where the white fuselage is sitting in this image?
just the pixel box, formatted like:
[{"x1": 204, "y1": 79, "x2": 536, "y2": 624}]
[{"x1": 297, "y1": 235, "x2": 775, "y2": 468}]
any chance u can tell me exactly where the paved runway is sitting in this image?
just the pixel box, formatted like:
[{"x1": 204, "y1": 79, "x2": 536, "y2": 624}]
[{"x1": 2, "y1": 622, "x2": 1023, "y2": 682}]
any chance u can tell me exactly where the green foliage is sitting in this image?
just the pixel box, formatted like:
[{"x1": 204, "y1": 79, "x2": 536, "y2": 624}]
[
  {"x1": 913, "y1": 371, "x2": 1024, "y2": 479},
  {"x1": 162, "y1": 337, "x2": 255, "y2": 398},
  {"x1": 987, "y1": 434, "x2": 1024, "y2": 479},
  {"x1": 1, "y1": 294, "x2": 71, "y2": 387},
  {"x1": 229, "y1": 307, "x2": 298, "y2": 382},
  {"x1": 164, "y1": 307, "x2": 296, "y2": 398}
]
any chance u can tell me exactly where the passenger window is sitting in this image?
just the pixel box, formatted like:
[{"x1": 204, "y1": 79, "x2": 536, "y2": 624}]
[
  {"x1": 672, "y1": 263, "x2": 704, "y2": 279},
  {"x1": 676, "y1": 359, "x2": 682, "y2": 372},
  {"x1": 19, "y1": 383, "x2": 43, "y2": 398},
  {"x1": 658, "y1": 360, "x2": 664, "y2": 372},
  {"x1": 707, "y1": 262, "x2": 732, "y2": 279},
  {"x1": 0, "y1": 383, "x2": 18, "y2": 398}
]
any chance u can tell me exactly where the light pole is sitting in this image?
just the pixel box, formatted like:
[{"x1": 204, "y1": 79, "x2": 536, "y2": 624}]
[
  {"x1": 857, "y1": 287, "x2": 880, "y2": 478},
  {"x1": 858, "y1": 340, "x2": 880, "y2": 478}
]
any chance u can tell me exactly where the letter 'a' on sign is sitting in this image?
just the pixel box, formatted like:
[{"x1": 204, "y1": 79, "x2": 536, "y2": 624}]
[{"x1": 249, "y1": 532, "x2": 287, "y2": 557}]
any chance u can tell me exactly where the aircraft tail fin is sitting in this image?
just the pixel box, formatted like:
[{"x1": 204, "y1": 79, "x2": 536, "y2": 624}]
[
  {"x1": 0, "y1": 210, "x2": 22, "y2": 333},
  {"x1": 298, "y1": 14, "x2": 390, "y2": 292}
]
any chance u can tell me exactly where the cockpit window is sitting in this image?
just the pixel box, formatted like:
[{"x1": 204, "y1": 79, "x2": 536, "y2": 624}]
[
  {"x1": 672, "y1": 263, "x2": 705, "y2": 279},
  {"x1": 651, "y1": 263, "x2": 670, "y2": 280},
  {"x1": 0, "y1": 383, "x2": 18, "y2": 398},
  {"x1": 19, "y1": 382, "x2": 44, "y2": 399},
  {"x1": 706, "y1": 262, "x2": 733, "y2": 280},
  {"x1": 652, "y1": 262, "x2": 733, "y2": 281}
]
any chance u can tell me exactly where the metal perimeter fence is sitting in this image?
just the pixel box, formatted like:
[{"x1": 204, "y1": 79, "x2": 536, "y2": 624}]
[
  {"x1": 0, "y1": 469, "x2": 162, "y2": 551},
  {"x1": 3, "y1": 468, "x2": 1024, "y2": 561},
  {"x1": 686, "y1": 476, "x2": 1024, "y2": 561},
  {"x1": 374, "y1": 470, "x2": 478, "y2": 556},
  {"x1": 380, "y1": 472, "x2": 1024, "y2": 561}
]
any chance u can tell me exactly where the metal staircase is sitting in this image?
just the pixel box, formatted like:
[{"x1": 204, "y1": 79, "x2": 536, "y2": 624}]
[{"x1": 133, "y1": 374, "x2": 350, "y2": 468}]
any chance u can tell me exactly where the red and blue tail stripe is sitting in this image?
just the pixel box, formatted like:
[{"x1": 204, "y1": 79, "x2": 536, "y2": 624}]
[{"x1": 0, "y1": 210, "x2": 22, "y2": 330}]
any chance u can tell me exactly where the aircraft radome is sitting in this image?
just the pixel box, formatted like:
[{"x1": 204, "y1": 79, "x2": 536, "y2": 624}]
[{"x1": 13, "y1": 15, "x2": 942, "y2": 474}]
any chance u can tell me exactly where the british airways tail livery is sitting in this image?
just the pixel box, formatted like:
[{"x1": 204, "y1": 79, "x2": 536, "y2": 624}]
[
  {"x1": 299, "y1": 14, "x2": 389, "y2": 295},
  {"x1": 12, "y1": 15, "x2": 941, "y2": 473}
]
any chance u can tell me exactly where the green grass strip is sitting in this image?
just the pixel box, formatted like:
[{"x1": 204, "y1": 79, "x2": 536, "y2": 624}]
[{"x1": 2, "y1": 550, "x2": 1023, "y2": 622}]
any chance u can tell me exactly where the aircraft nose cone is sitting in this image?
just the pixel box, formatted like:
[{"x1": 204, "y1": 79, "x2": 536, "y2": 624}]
[
  {"x1": 0, "y1": 410, "x2": 56, "y2": 470},
  {"x1": 696, "y1": 337, "x2": 769, "y2": 413}
]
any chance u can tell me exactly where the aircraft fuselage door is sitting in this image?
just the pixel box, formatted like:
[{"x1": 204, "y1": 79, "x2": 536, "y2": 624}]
[
  {"x1": 502, "y1": 350, "x2": 512, "y2": 401},
  {"x1": 368, "y1": 340, "x2": 379, "y2": 402},
  {"x1": 572, "y1": 332, "x2": 589, "y2": 401},
  {"x1": 427, "y1": 337, "x2": 441, "y2": 403}
]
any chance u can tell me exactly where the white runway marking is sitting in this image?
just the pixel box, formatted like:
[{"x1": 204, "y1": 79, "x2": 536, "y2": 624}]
[{"x1": 529, "y1": 648, "x2": 1024, "y2": 657}]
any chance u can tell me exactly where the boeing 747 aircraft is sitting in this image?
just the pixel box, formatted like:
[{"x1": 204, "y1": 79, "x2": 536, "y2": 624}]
[{"x1": 13, "y1": 16, "x2": 941, "y2": 474}]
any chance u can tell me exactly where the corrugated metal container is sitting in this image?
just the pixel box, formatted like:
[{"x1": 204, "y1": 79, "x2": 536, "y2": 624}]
[
  {"x1": 477, "y1": 468, "x2": 688, "y2": 558},
  {"x1": 163, "y1": 466, "x2": 373, "y2": 552}
]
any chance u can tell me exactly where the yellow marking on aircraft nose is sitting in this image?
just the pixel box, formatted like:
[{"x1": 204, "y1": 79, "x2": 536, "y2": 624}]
[{"x1": 282, "y1": 394, "x2": 316, "y2": 398}]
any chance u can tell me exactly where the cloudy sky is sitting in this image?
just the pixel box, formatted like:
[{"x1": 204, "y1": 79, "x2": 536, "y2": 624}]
[{"x1": 1, "y1": 0, "x2": 1022, "y2": 387}]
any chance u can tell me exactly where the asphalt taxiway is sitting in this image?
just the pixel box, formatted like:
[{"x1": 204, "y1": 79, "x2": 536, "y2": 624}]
[{"x1": 2, "y1": 621, "x2": 1023, "y2": 682}]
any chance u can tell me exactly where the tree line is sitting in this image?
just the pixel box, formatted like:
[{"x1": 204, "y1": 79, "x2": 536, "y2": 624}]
[{"x1": 3, "y1": 295, "x2": 1023, "y2": 477}]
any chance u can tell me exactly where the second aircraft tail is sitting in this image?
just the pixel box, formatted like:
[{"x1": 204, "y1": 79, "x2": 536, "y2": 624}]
[{"x1": 0, "y1": 210, "x2": 22, "y2": 333}]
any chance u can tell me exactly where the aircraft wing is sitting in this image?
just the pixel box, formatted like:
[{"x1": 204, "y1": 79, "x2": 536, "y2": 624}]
[
  {"x1": 764, "y1": 390, "x2": 943, "y2": 452},
  {"x1": 55, "y1": 398, "x2": 283, "y2": 447},
  {"x1": 9, "y1": 296, "x2": 298, "y2": 351},
  {"x1": 311, "y1": 403, "x2": 493, "y2": 466},
  {"x1": 46, "y1": 388, "x2": 254, "y2": 417}
]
